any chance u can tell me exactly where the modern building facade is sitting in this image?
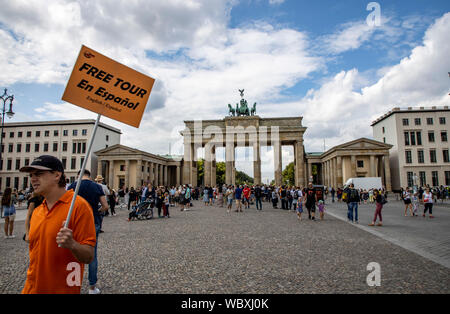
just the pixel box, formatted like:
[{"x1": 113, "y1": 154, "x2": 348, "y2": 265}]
[
  {"x1": 371, "y1": 106, "x2": 450, "y2": 190},
  {"x1": 0, "y1": 119, "x2": 121, "y2": 191}
]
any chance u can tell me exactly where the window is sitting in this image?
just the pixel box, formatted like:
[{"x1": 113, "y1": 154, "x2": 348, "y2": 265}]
[
  {"x1": 18, "y1": 131, "x2": 22, "y2": 138},
  {"x1": 416, "y1": 131, "x2": 422, "y2": 145},
  {"x1": 7, "y1": 159, "x2": 12, "y2": 170},
  {"x1": 382, "y1": 127, "x2": 385, "y2": 134},
  {"x1": 24, "y1": 158, "x2": 29, "y2": 166},
  {"x1": 106, "y1": 135, "x2": 109, "y2": 141},
  {"x1": 418, "y1": 150, "x2": 424, "y2": 163},
  {"x1": 77, "y1": 142, "x2": 81, "y2": 154},
  {"x1": 23, "y1": 177, "x2": 28, "y2": 190},
  {"x1": 8, "y1": 144, "x2": 13, "y2": 153},
  {"x1": 73, "y1": 129, "x2": 78, "y2": 136},
  {"x1": 430, "y1": 149, "x2": 437, "y2": 163},
  {"x1": 428, "y1": 131, "x2": 435, "y2": 143},
  {"x1": 9, "y1": 132, "x2": 14, "y2": 138},
  {"x1": 25, "y1": 143, "x2": 31, "y2": 152},
  {"x1": 62, "y1": 142, "x2": 68, "y2": 152},
  {"x1": 444, "y1": 149, "x2": 449, "y2": 163},
  {"x1": 414, "y1": 118, "x2": 421, "y2": 125},
  {"x1": 427, "y1": 117, "x2": 433, "y2": 125},
  {"x1": 5, "y1": 177, "x2": 10, "y2": 188},
  {"x1": 405, "y1": 151, "x2": 412, "y2": 164},
  {"x1": 407, "y1": 172, "x2": 413, "y2": 187},
  {"x1": 14, "y1": 177, "x2": 19, "y2": 190},
  {"x1": 54, "y1": 130, "x2": 59, "y2": 136},
  {"x1": 72, "y1": 142, "x2": 76, "y2": 154},
  {"x1": 419, "y1": 171, "x2": 426, "y2": 187},
  {"x1": 82, "y1": 129, "x2": 87, "y2": 136},
  {"x1": 1, "y1": 132, "x2": 4, "y2": 138},
  {"x1": 439, "y1": 117, "x2": 446, "y2": 125},
  {"x1": 36, "y1": 131, "x2": 40, "y2": 137},
  {"x1": 62, "y1": 158, "x2": 67, "y2": 170},
  {"x1": 404, "y1": 132, "x2": 410, "y2": 146},
  {"x1": 446, "y1": 171, "x2": 450, "y2": 185},
  {"x1": 432, "y1": 171, "x2": 439, "y2": 186},
  {"x1": 71, "y1": 158, "x2": 76, "y2": 170},
  {"x1": 80, "y1": 157, "x2": 85, "y2": 168},
  {"x1": 441, "y1": 131, "x2": 448, "y2": 142},
  {"x1": 63, "y1": 130, "x2": 68, "y2": 136},
  {"x1": 402, "y1": 118, "x2": 409, "y2": 126},
  {"x1": 0, "y1": 159, "x2": 2, "y2": 170},
  {"x1": 43, "y1": 143, "x2": 49, "y2": 152},
  {"x1": 35, "y1": 143, "x2": 40, "y2": 152},
  {"x1": 410, "y1": 132, "x2": 416, "y2": 146},
  {"x1": 27, "y1": 131, "x2": 32, "y2": 137},
  {"x1": 15, "y1": 159, "x2": 20, "y2": 170},
  {"x1": 120, "y1": 165, "x2": 125, "y2": 171},
  {"x1": 383, "y1": 137, "x2": 386, "y2": 143},
  {"x1": 82, "y1": 142, "x2": 86, "y2": 154},
  {"x1": 44, "y1": 130, "x2": 50, "y2": 137},
  {"x1": 53, "y1": 142, "x2": 58, "y2": 152},
  {"x1": 357, "y1": 160, "x2": 364, "y2": 168},
  {"x1": 16, "y1": 143, "x2": 21, "y2": 153}
]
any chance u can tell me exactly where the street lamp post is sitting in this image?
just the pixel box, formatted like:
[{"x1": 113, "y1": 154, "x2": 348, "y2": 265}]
[{"x1": 0, "y1": 88, "x2": 15, "y2": 188}]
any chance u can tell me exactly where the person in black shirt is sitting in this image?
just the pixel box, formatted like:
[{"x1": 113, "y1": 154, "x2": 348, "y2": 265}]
[
  {"x1": 254, "y1": 185, "x2": 262, "y2": 211},
  {"x1": 23, "y1": 192, "x2": 44, "y2": 242},
  {"x1": 305, "y1": 183, "x2": 317, "y2": 220}
]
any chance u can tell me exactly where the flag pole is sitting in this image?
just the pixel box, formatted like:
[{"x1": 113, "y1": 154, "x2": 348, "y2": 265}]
[{"x1": 63, "y1": 113, "x2": 102, "y2": 229}]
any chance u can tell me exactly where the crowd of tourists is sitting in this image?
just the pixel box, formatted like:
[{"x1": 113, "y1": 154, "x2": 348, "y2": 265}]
[{"x1": 1, "y1": 153, "x2": 449, "y2": 294}]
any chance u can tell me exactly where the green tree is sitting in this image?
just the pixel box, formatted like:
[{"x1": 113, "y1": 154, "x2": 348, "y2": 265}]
[
  {"x1": 282, "y1": 162, "x2": 295, "y2": 186},
  {"x1": 216, "y1": 161, "x2": 226, "y2": 186},
  {"x1": 236, "y1": 170, "x2": 254, "y2": 186},
  {"x1": 196, "y1": 159, "x2": 204, "y2": 186}
]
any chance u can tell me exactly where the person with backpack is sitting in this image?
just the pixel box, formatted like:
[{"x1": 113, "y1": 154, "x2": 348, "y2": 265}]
[
  {"x1": 254, "y1": 184, "x2": 263, "y2": 211},
  {"x1": 346, "y1": 183, "x2": 360, "y2": 224},
  {"x1": 369, "y1": 189, "x2": 385, "y2": 226},
  {"x1": 305, "y1": 183, "x2": 317, "y2": 220},
  {"x1": 403, "y1": 187, "x2": 413, "y2": 216}
]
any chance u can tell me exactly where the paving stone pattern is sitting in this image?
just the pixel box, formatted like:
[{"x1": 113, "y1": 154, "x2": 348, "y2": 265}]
[{"x1": 1, "y1": 199, "x2": 449, "y2": 294}]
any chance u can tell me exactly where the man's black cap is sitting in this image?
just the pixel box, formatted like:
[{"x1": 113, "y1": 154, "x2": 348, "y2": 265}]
[{"x1": 19, "y1": 155, "x2": 64, "y2": 173}]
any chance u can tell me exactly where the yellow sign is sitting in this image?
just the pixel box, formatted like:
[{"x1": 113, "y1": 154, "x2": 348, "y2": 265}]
[{"x1": 62, "y1": 45, "x2": 155, "y2": 128}]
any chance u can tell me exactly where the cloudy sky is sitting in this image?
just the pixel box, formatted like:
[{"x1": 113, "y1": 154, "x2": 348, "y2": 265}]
[{"x1": 1, "y1": 0, "x2": 449, "y2": 183}]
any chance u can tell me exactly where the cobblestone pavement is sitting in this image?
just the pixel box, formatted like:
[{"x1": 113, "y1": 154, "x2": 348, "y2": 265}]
[
  {"x1": 323, "y1": 197, "x2": 450, "y2": 269},
  {"x1": 1, "y1": 199, "x2": 449, "y2": 294}
]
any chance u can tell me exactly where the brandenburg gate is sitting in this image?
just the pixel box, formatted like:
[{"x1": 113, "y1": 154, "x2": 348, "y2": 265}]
[{"x1": 181, "y1": 90, "x2": 307, "y2": 186}]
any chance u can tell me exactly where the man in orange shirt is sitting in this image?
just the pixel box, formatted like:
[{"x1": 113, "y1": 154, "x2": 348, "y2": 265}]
[
  {"x1": 243, "y1": 185, "x2": 251, "y2": 209},
  {"x1": 20, "y1": 155, "x2": 96, "y2": 294}
]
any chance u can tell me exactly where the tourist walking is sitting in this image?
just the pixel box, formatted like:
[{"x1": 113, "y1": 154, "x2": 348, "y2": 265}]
[
  {"x1": 24, "y1": 192, "x2": 44, "y2": 242},
  {"x1": 305, "y1": 183, "x2": 317, "y2": 220},
  {"x1": 346, "y1": 183, "x2": 360, "y2": 223},
  {"x1": 369, "y1": 189, "x2": 384, "y2": 226},
  {"x1": 296, "y1": 192, "x2": 303, "y2": 220},
  {"x1": 422, "y1": 188, "x2": 434, "y2": 218},
  {"x1": 243, "y1": 185, "x2": 251, "y2": 209},
  {"x1": 254, "y1": 184, "x2": 263, "y2": 211},
  {"x1": 217, "y1": 186, "x2": 224, "y2": 208},
  {"x1": 225, "y1": 185, "x2": 234, "y2": 213},
  {"x1": 318, "y1": 200, "x2": 325, "y2": 220},
  {"x1": 203, "y1": 186, "x2": 209, "y2": 205},
  {"x1": 128, "y1": 187, "x2": 138, "y2": 211},
  {"x1": 68, "y1": 169, "x2": 109, "y2": 294},
  {"x1": 235, "y1": 185, "x2": 243, "y2": 212},
  {"x1": 403, "y1": 187, "x2": 413, "y2": 216},
  {"x1": 107, "y1": 187, "x2": 117, "y2": 216},
  {"x1": 271, "y1": 188, "x2": 278, "y2": 208},
  {"x1": 2, "y1": 188, "x2": 16, "y2": 239},
  {"x1": 20, "y1": 155, "x2": 96, "y2": 294}
]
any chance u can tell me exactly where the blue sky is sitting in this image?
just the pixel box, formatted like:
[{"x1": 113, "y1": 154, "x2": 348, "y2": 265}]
[{"x1": 0, "y1": 0, "x2": 449, "y2": 182}]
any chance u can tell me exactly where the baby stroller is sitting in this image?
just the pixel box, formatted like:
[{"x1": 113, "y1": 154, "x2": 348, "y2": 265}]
[{"x1": 128, "y1": 198, "x2": 154, "y2": 221}]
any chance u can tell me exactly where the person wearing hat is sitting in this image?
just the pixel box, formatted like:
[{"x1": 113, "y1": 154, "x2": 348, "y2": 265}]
[{"x1": 19, "y1": 155, "x2": 96, "y2": 294}]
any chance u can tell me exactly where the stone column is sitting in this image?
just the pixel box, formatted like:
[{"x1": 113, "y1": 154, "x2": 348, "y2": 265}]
[
  {"x1": 370, "y1": 155, "x2": 376, "y2": 177},
  {"x1": 97, "y1": 159, "x2": 102, "y2": 178},
  {"x1": 336, "y1": 156, "x2": 343, "y2": 188},
  {"x1": 253, "y1": 140, "x2": 261, "y2": 185},
  {"x1": 164, "y1": 164, "x2": 168, "y2": 186},
  {"x1": 176, "y1": 165, "x2": 181, "y2": 186},
  {"x1": 108, "y1": 160, "x2": 114, "y2": 188},
  {"x1": 154, "y1": 163, "x2": 159, "y2": 186},
  {"x1": 136, "y1": 159, "x2": 142, "y2": 188},
  {"x1": 294, "y1": 141, "x2": 304, "y2": 187},
  {"x1": 191, "y1": 143, "x2": 197, "y2": 187},
  {"x1": 204, "y1": 143, "x2": 212, "y2": 186},
  {"x1": 183, "y1": 136, "x2": 192, "y2": 185},
  {"x1": 384, "y1": 154, "x2": 392, "y2": 191},
  {"x1": 274, "y1": 140, "x2": 282, "y2": 186},
  {"x1": 351, "y1": 155, "x2": 357, "y2": 178},
  {"x1": 225, "y1": 129, "x2": 234, "y2": 185},
  {"x1": 332, "y1": 158, "x2": 337, "y2": 188},
  {"x1": 149, "y1": 162, "x2": 154, "y2": 185},
  {"x1": 211, "y1": 145, "x2": 217, "y2": 187},
  {"x1": 324, "y1": 161, "x2": 328, "y2": 186},
  {"x1": 125, "y1": 160, "x2": 130, "y2": 188}
]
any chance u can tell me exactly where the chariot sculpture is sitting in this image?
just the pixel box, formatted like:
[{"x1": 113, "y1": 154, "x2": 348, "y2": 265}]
[{"x1": 228, "y1": 89, "x2": 257, "y2": 117}]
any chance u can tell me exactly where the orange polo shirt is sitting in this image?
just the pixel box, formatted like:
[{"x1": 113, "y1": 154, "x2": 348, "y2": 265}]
[{"x1": 22, "y1": 189, "x2": 96, "y2": 294}]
